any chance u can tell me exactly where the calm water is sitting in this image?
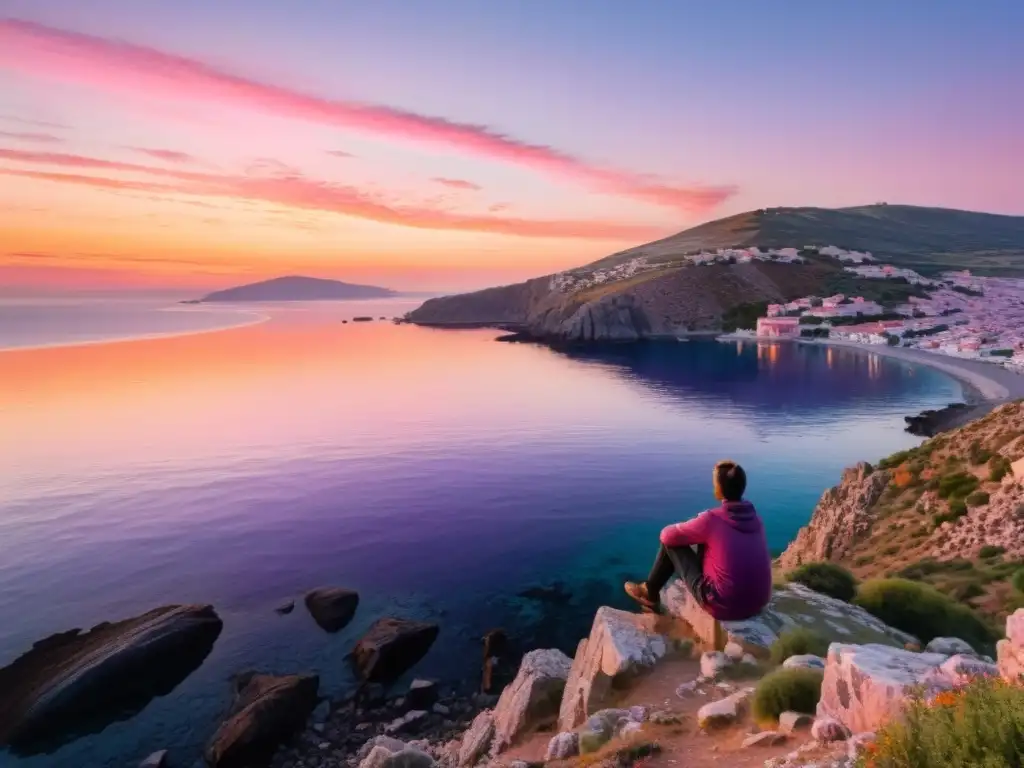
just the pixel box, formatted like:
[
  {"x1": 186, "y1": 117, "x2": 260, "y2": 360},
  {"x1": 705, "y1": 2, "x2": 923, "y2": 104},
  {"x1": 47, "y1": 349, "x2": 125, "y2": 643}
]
[{"x1": 0, "y1": 299, "x2": 961, "y2": 767}]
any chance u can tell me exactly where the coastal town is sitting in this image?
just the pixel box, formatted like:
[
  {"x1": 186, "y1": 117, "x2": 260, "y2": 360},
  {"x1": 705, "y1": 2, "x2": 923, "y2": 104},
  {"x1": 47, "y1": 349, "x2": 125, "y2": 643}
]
[{"x1": 546, "y1": 244, "x2": 1024, "y2": 374}]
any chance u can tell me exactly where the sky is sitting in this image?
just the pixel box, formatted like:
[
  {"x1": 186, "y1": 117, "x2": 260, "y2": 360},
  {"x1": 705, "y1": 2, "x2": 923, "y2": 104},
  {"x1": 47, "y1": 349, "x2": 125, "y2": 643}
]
[{"x1": 0, "y1": 1, "x2": 1022, "y2": 294}]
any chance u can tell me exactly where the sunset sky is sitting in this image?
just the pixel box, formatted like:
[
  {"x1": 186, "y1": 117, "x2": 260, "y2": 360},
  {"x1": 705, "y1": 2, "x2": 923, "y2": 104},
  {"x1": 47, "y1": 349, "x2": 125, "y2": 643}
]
[{"x1": 1, "y1": 1, "x2": 1021, "y2": 294}]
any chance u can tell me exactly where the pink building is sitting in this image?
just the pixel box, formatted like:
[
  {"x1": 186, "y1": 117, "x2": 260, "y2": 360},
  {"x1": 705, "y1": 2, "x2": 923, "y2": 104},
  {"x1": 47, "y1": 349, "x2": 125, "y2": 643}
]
[{"x1": 756, "y1": 317, "x2": 801, "y2": 338}]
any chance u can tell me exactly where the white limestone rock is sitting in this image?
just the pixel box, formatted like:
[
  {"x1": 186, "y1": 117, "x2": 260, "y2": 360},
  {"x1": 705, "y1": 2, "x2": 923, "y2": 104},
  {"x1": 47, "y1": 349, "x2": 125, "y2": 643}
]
[
  {"x1": 811, "y1": 716, "x2": 850, "y2": 743},
  {"x1": 999, "y1": 609, "x2": 1024, "y2": 682},
  {"x1": 700, "y1": 650, "x2": 732, "y2": 679},
  {"x1": 778, "y1": 711, "x2": 815, "y2": 734},
  {"x1": 696, "y1": 687, "x2": 754, "y2": 729},
  {"x1": 458, "y1": 711, "x2": 494, "y2": 767},
  {"x1": 939, "y1": 654, "x2": 999, "y2": 684},
  {"x1": 490, "y1": 648, "x2": 572, "y2": 754},
  {"x1": 817, "y1": 644, "x2": 951, "y2": 733},
  {"x1": 139, "y1": 751, "x2": 168, "y2": 768},
  {"x1": 724, "y1": 641, "x2": 746, "y2": 661},
  {"x1": 361, "y1": 746, "x2": 435, "y2": 768},
  {"x1": 782, "y1": 654, "x2": 825, "y2": 670},
  {"x1": 544, "y1": 732, "x2": 579, "y2": 761},
  {"x1": 742, "y1": 731, "x2": 786, "y2": 748},
  {"x1": 924, "y1": 637, "x2": 978, "y2": 656},
  {"x1": 557, "y1": 607, "x2": 687, "y2": 731}
]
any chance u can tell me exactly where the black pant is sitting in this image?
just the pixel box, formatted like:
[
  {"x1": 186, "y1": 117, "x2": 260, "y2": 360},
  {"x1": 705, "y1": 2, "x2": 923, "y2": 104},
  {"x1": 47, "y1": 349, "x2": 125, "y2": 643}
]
[{"x1": 646, "y1": 544, "x2": 710, "y2": 607}]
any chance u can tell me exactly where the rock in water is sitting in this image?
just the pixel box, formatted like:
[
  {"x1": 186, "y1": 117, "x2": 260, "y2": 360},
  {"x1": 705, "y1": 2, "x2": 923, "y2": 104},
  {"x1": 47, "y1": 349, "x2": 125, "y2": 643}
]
[
  {"x1": 0, "y1": 604, "x2": 223, "y2": 754},
  {"x1": 304, "y1": 587, "x2": 360, "y2": 633},
  {"x1": 491, "y1": 648, "x2": 573, "y2": 754},
  {"x1": 352, "y1": 618, "x2": 440, "y2": 682},
  {"x1": 205, "y1": 673, "x2": 319, "y2": 768},
  {"x1": 406, "y1": 679, "x2": 439, "y2": 710}
]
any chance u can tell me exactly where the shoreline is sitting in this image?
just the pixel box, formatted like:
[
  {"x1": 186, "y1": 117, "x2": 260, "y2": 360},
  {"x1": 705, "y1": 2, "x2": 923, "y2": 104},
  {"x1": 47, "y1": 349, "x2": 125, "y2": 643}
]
[
  {"x1": 791, "y1": 337, "x2": 1024, "y2": 404},
  {"x1": 0, "y1": 309, "x2": 270, "y2": 354}
]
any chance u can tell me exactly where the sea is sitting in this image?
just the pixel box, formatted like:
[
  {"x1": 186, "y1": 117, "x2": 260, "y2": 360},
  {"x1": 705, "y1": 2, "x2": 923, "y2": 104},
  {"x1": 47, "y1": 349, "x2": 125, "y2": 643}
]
[{"x1": 0, "y1": 297, "x2": 963, "y2": 767}]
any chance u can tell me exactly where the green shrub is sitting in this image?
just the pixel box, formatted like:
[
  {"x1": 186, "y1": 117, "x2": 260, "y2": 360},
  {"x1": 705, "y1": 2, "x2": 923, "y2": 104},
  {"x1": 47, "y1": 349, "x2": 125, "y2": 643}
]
[
  {"x1": 934, "y1": 498, "x2": 968, "y2": 526},
  {"x1": 937, "y1": 472, "x2": 979, "y2": 499},
  {"x1": 751, "y1": 668, "x2": 823, "y2": 721},
  {"x1": 1012, "y1": 569, "x2": 1024, "y2": 595},
  {"x1": 989, "y1": 455, "x2": 1012, "y2": 482},
  {"x1": 879, "y1": 450, "x2": 913, "y2": 470},
  {"x1": 769, "y1": 628, "x2": 830, "y2": 665},
  {"x1": 950, "y1": 581, "x2": 985, "y2": 602},
  {"x1": 967, "y1": 491, "x2": 991, "y2": 507},
  {"x1": 854, "y1": 578, "x2": 995, "y2": 649},
  {"x1": 979, "y1": 545, "x2": 1006, "y2": 559},
  {"x1": 967, "y1": 440, "x2": 992, "y2": 465},
  {"x1": 865, "y1": 677, "x2": 1024, "y2": 768},
  {"x1": 786, "y1": 562, "x2": 858, "y2": 602}
]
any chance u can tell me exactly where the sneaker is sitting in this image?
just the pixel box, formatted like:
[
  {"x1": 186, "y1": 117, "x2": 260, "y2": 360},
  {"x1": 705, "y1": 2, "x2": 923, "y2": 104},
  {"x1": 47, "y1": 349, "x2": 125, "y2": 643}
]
[{"x1": 624, "y1": 581, "x2": 658, "y2": 611}]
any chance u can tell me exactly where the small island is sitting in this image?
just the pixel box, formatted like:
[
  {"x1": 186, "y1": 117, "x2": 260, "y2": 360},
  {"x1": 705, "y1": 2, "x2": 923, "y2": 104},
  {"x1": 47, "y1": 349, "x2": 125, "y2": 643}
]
[{"x1": 191, "y1": 275, "x2": 397, "y2": 303}]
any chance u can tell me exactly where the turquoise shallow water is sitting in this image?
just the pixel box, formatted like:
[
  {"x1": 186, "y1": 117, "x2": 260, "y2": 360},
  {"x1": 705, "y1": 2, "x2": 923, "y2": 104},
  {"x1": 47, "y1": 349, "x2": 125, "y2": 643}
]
[{"x1": 0, "y1": 301, "x2": 962, "y2": 767}]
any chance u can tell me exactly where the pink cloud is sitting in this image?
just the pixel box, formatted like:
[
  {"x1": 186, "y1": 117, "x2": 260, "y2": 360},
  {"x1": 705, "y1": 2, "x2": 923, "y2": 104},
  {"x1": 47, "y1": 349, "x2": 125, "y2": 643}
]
[
  {"x1": 0, "y1": 130, "x2": 62, "y2": 144},
  {"x1": 0, "y1": 149, "x2": 668, "y2": 240},
  {"x1": 432, "y1": 177, "x2": 481, "y2": 191},
  {"x1": 0, "y1": 19, "x2": 736, "y2": 214},
  {"x1": 326, "y1": 150, "x2": 355, "y2": 159},
  {"x1": 0, "y1": 114, "x2": 68, "y2": 129},
  {"x1": 130, "y1": 147, "x2": 199, "y2": 164}
]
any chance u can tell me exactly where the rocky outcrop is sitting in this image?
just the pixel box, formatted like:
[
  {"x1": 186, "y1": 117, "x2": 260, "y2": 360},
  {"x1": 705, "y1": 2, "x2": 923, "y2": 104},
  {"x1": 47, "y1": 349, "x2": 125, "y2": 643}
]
[
  {"x1": 557, "y1": 607, "x2": 691, "y2": 731},
  {"x1": 457, "y1": 710, "x2": 494, "y2": 767},
  {"x1": 0, "y1": 604, "x2": 223, "y2": 753},
  {"x1": 816, "y1": 642, "x2": 999, "y2": 733},
  {"x1": 205, "y1": 673, "x2": 319, "y2": 768},
  {"x1": 777, "y1": 463, "x2": 891, "y2": 570},
  {"x1": 998, "y1": 608, "x2": 1024, "y2": 682},
  {"x1": 352, "y1": 618, "x2": 440, "y2": 682},
  {"x1": 490, "y1": 649, "x2": 572, "y2": 754},
  {"x1": 304, "y1": 587, "x2": 359, "y2": 633},
  {"x1": 661, "y1": 580, "x2": 914, "y2": 656}
]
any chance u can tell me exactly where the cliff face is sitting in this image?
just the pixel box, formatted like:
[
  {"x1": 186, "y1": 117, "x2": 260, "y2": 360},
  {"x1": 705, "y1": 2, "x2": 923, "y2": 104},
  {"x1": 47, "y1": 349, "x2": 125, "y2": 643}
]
[
  {"x1": 778, "y1": 400, "x2": 1024, "y2": 622},
  {"x1": 408, "y1": 261, "x2": 834, "y2": 340}
]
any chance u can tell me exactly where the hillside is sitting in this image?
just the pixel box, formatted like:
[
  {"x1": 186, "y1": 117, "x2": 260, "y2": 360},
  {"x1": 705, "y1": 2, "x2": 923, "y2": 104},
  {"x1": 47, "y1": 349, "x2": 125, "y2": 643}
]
[
  {"x1": 409, "y1": 204, "x2": 1024, "y2": 340},
  {"x1": 779, "y1": 399, "x2": 1024, "y2": 626},
  {"x1": 591, "y1": 204, "x2": 1024, "y2": 275},
  {"x1": 197, "y1": 275, "x2": 396, "y2": 302}
]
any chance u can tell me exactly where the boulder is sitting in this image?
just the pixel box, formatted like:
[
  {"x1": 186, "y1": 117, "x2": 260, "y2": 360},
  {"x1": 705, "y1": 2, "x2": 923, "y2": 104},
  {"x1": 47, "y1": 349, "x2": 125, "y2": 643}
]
[
  {"x1": 139, "y1": 750, "x2": 169, "y2": 768},
  {"x1": 360, "y1": 741, "x2": 435, "y2": 768},
  {"x1": 742, "y1": 731, "x2": 786, "y2": 748},
  {"x1": 0, "y1": 604, "x2": 223, "y2": 753},
  {"x1": 352, "y1": 618, "x2": 440, "y2": 682},
  {"x1": 359, "y1": 736, "x2": 411, "y2": 760},
  {"x1": 810, "y1": 716, "x2": 850, "y2": 743},
  {"x1": 778, "y1": 711, "x2": 814, "y2": 734},
  {"x1": 578, "y1": 708, "x2": 632, "y2": 752},
  {"x1": 458, "y1": 710, "x2": 494, "y2": 767},
  {"x1": 490, "y1": 649, "x2": 572, "y2": 754},
  {"x1": 998, "y1": 609, "x2": 1024, "y2": 683},
  {"x1": 407, "y1": 679, "x2": 439, "y2": 710},
  {"x1": 205, "y1": 673, "x2": 319, "y2": 768},
  {"x1": 545, "y1": 732, "x2": 579, "y2": 760},
  {"x1": 696, "y1": 688, "x2": 754, "y2": 729},
  {"x1": 782, "y1": 654, "x2": 825, "y2": 670},
  {"x1": 700, "y1": 651, "x2": 732, "y2": 679},
  {"x1": 924, "y1": 637, "x2": 977, "y2": 657},
  {"x1": 304, "y1": 588, "x2": 359, "y2": 633},
  {"x1": 274, "y1": 601, "x2": 295, "y2": 616},
  {"x1": 661, "y1": 581, "x2": 914, "y2": 658},
  {"x1": 557, "y1": 607, "x2": 690, "y2": 731},
  {"x1": 940, "y1": 654, "x2": 999, "y2": 684},
  {"x1": 817, "y1": 644, "x2": 954, "y2": 733},
  {"x1": 385, "y1": 710, "x2": 428, "y2": 735}
]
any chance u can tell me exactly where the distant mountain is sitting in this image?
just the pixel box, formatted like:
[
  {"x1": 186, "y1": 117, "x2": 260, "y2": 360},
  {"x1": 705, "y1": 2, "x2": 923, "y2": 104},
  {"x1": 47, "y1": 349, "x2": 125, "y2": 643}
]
[
  {"x1": 197, "y1": 276, "x2": 397, "y2": 302},
  {"x1": 407, "y1": 204, "x2": 1024, "y2": 341}
]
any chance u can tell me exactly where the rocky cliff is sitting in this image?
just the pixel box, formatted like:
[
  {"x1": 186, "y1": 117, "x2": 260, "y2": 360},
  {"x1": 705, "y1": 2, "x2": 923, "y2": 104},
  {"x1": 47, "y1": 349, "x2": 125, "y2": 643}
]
[
  {"x1": 778, "y1": 399, "x2": 1024, "y2": 622},
  {"x1": 409, "y1": 261, "x2": 836, "y2": 341}
]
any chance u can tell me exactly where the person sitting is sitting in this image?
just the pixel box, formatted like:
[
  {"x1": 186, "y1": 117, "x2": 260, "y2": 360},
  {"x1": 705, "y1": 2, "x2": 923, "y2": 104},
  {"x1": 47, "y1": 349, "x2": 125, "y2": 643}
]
[{"x1": 624, "y1": 460, "x2": 772, "y2": 621}]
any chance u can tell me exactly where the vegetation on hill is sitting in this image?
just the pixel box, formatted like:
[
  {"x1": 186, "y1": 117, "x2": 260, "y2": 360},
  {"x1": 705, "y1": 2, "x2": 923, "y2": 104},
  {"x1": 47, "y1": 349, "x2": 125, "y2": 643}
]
[
  {"x1": 786, "y1": 563, "x2": 858, "y2": 601},
  {"x1": 780, "y1": 400, "x2": 1024, "y2": 635},
  {"x1": 752, "y1": 667, "x2": 824, "y2": 721},
  {"x1": 863, "y1": 677, "x2": 1024, "y2": 768}
]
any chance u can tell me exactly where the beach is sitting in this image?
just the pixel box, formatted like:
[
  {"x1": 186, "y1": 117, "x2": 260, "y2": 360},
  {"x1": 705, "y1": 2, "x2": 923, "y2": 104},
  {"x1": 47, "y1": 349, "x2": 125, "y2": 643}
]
[{"x1": 796, "y1": 338, "x2": 1024, "y2": 403}]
